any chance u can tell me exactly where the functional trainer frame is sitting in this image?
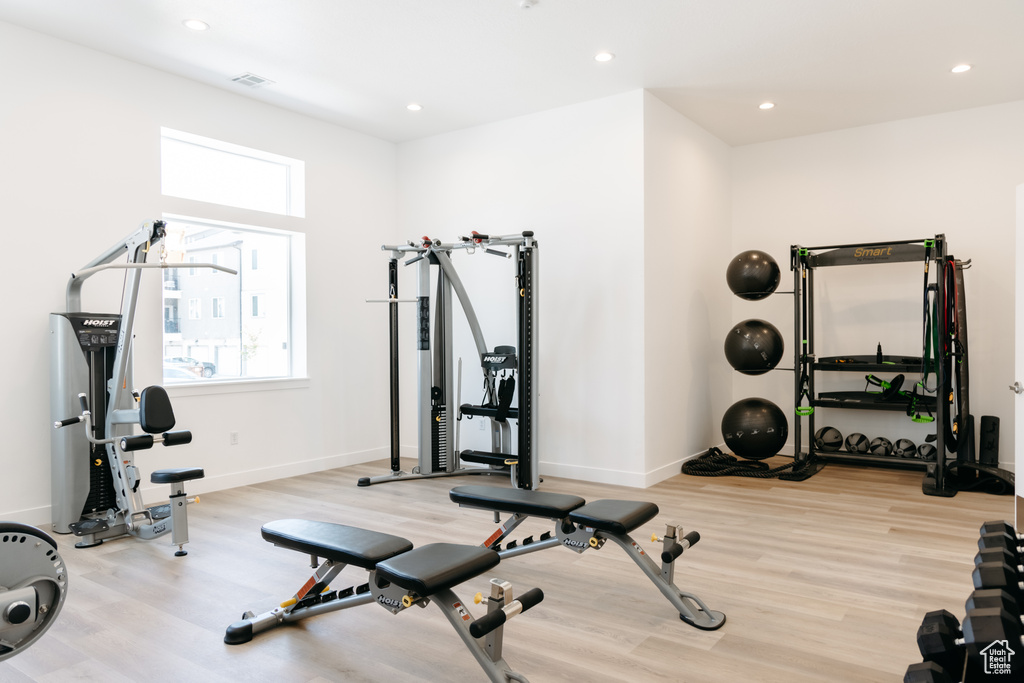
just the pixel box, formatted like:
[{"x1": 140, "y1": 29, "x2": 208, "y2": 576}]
[
  {"x1": 225, "y1": 519, "x2": 542, "y2": 683},
  {"x1": 50, "y1": 220, "x2": 235, "y2": 553},
  {"x1": 359, "y1": 231, "x2": 540, "y2": 490},
  {"x1": 449, "y1": 485, "x2": 726, "y2": 631}
]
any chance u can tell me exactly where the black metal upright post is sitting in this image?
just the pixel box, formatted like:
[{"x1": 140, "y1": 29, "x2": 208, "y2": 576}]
[
  {"x1": 388, "y1": 258, "x2": 401, "y2": 474},
  {"x1": 934, "y1": 237, "x2": 948, "y2": 494},
  {"x1": 517, "y1": 240, "x2": 536, "y2": 489},
  {"x1": 791, "y1": 247, "x2": 806, "y2": 465}
]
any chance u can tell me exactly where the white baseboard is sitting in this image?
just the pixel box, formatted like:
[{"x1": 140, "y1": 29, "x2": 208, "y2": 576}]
[
  {"x1": 8, "y1": 443, "x2": 1012, "y2": 527},
  {"x1": 538, "y1": 447, "x2": 712, "y2": 489},
  {"x1": 3, "y1": 446, "x2": 390, "y2": 529},
  {"x1": 179, "y1": 446, "x2": 388, "y2": 496}
]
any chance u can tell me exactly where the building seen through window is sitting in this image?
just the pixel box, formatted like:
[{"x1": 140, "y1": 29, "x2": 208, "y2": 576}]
[{"x1": 161, "y1": 219, "x2": 296, "y2": 381}]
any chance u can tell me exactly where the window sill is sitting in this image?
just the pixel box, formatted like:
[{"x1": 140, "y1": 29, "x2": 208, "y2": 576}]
[{"x1": 163, "y1": 376, "x2": 310, "y2": 398}]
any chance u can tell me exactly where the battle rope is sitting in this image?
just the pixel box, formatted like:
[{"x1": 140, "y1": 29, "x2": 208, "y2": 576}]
[{"x1": 681, "y1": 447, "x2": 808, "y2": 479}]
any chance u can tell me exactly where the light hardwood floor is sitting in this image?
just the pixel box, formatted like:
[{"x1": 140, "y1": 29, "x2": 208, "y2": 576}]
[{"x1": 2, "y1": 458, "x2": 1013, "y2": 682}]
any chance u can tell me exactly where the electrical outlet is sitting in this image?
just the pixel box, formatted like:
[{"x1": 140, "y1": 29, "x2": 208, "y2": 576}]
[{"x1": 230, "y1": 432, "x2": 239, "y2": 445}]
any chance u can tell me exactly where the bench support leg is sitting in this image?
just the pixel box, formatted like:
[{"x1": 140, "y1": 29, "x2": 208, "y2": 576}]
[
  {"x1": 433, "y1": 587, "x2": 531, "y2": 683},
  {"x1": 225, "y1": 560, "x2": 377, "y2": 644},
  {"x1": 602, "y1": 533, "x2": 725, "y2": 630}
]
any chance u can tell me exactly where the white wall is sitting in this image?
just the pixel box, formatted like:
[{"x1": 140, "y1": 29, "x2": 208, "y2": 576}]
[
  {"x1": 643, "y1": 93, "x2": 733, "y2": 483},
  {"x1": 732, "y1": 101, "x2": 1024, "y2": 468},
  {"x1": 0, "y1": 21, "x2": 398, "y2": 524},
  {"x1": 398, "y1": 91, "x2": 648, "y2": 485}
]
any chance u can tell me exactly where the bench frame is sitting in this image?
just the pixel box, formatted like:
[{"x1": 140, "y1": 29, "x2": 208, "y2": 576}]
[
  {"x1": 452, "y1": 486, "x2": 726, "y2": 631},
  {"x1": 225, "y1": 522, "x2": 537, "y2": 683}
]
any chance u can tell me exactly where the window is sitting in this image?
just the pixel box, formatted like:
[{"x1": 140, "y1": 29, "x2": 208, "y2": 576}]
[
  {"x1": 161, "y1": 128, "x2": 305, "y2": 217},
  {"x1": 161, "y1": 216, "x2": 304, "y2": 382},
  {"x1": 160, "y1": 129, "x2": 306, "y2": 385}
]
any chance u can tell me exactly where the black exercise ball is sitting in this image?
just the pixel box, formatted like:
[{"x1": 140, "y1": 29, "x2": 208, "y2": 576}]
[
  {"x1": 869, "y1": 436, "x2": 893, "y2": 457},
  {"x1": 724, "y1": 319, "x2": 784, "y2": 375},
  {"x1": 814, "y1": 426, "x2": 843, "y2": 451},
  {"x1": 893, "y1": 438, "x2": 916, "y2": 458},
  {"x1": 721, "y1": 397, "x2": 788, "y2": 461},
  {"x1": 845, "y1": 433, "x2": 869, "y2": 453},
  {"x1": 726, "y1": 250, "x2": 781, "y2": 301}
]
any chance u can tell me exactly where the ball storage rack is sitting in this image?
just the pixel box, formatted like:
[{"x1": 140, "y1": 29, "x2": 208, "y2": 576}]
[{"x1": 787, "y1": 235, "x2": 965, "y2": 497}]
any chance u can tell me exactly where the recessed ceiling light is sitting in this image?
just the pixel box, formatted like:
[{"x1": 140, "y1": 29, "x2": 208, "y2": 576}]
[
  {"x1": 594, "y1": 52, "x2": 615, "y2": 63},
  {"x1": 182, "y1": 19, "x2": 209, "y2": 31},
  {"x1": 951, "y1": 64, "x2": 971, "y2": 73},
  {"x1": 759, "y1": 102, "x2": 775, "y2": 110},
  {"x1": 407, "y1": 103, "x2": 423, "y2": 112}
]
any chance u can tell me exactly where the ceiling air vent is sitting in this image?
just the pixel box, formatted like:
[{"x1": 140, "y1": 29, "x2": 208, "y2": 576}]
[{"x1": 231, "y1": 72, "x2": 275, "y2": 88}]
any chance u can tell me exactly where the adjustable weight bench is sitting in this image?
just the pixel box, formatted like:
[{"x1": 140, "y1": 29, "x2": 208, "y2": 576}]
[
  {"x1": 225, "y1": 519, "x2": 543, "y2": 683},
  {"x1": 449, "y1": 485, "x2": 726, "y2": 631}
]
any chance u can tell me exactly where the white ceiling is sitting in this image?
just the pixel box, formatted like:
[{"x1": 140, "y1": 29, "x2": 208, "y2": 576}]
[{"x1": 0, "y1": 0, "x2": 1021, "y2": 145}]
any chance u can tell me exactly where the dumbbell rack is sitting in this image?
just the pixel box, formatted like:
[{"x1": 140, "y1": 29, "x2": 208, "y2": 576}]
[
  {"x1": 788, "y1": 236, "x2": 958, "y2": 497},
  {"x1": 907, "y1": 520, "x2": 1024, "y2": 681}
]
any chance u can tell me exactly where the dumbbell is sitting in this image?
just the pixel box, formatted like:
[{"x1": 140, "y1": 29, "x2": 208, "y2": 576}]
[
  {"x1": 916, "y1": 610, "x2": 965, "y2": 677},
  {"x1": 978, "y1": 524, "x2": 1019, "y2": 540},
  {"x1": 903, "y1": 660, "x2": 954, "y2": 683},
  {"x1": 967, "y1": 588, "x2": 1021, "y2": 620},
  {"x1": 978, "y1": 521, "x2": 1022, "y2": 559},
  {"x1": 916, "y1": 607, "x2": 1024, "y2": 678},
  {"x1": 973, "y1": 557, "x2": 1024, "y2": 606},
  {"x1": 920, "y1": 608, "x2": 1023, "y2": 678}
]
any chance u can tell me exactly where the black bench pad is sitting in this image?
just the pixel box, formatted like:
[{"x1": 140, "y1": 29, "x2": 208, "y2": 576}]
[
  {"x1": 151, "y1": 467, "x2": 205, "y2": 484},
  {"x1": 261, "y1": 519, "x2": 413, "y2": 570},
  {"x1": 450, "y1": 485, "x2": 586, "y2": 518},
  {"x1": 569, "y1": 500, "x2": 659, "y2": 535},
  {"x1": 375, "y1": 543, "x2": 499, "y2": 596}
]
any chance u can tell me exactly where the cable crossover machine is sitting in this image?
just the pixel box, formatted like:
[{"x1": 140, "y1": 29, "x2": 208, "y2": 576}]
[
  {"x1": 358, "y1": 231, "x2": 539, "y2": 490},
  {"x1": 50, "y1": 220, "x2": 236, "y2": 554}
]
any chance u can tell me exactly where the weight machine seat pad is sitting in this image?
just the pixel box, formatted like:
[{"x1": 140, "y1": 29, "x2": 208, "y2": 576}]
[
  {"x1": 261, "y1": 519, "x2": 414, "y2": 570},
  {"x1": 151, "y1": 467, "x2": 205, "y2": 484},
  {"x1": 450, "y1": 485, "x2": 586, "y2": 519},
  {"x1": 569, "y1": 500, "x2": 659, "y2": 535},
  {"x1": 139, "y1": 385, "x2": 176, "y2": 433},
  {"x1": 375, "y1": 543, "x2": 499, "y2": 597}
]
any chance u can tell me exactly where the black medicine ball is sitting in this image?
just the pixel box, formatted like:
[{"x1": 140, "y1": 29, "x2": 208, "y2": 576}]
[
  {"x1": 893, "y1": 438, "x2": 916, "y2": 458},
  {"x1": 845, "y1": 432, "x2": 869, "y2": 453},
  {"x1": 813, "y1": 426, "x2": 843, "y2": 452},
  {"x1": 869, "y1": 437, "x2": 893, "y2": 457}
]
